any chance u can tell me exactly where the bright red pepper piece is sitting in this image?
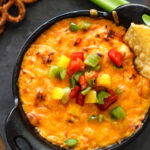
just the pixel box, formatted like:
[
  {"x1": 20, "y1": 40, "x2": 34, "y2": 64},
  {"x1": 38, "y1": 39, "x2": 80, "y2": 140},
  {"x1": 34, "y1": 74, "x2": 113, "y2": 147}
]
[
  {"x1": 108, "y1": 49, "x2": 123, "y2": 67},
  {"x1": 76, "y1": 93, "x2": 84, "y2": 106},
  {"x1": 70, "y1": 52, "x2": 84, "y2": 61},
  {"x1": 79, "y1": 75, "x2": 88, "y2": 90},
  {"x1": 69, "y1": 85, "x2": 81, "y2": 98},
  {"x1": 67, "y1": 58, "x2": 82, "y2": 77},
  {"x1": 98, "y1": 89, "x2": 118, "y2": 111}
]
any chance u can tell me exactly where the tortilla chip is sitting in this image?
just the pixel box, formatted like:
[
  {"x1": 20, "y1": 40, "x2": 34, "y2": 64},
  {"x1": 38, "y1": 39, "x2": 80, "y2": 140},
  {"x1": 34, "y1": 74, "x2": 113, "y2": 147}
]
[{"x1": 124, "y1": 23, "x2": 150, "y2": 79}]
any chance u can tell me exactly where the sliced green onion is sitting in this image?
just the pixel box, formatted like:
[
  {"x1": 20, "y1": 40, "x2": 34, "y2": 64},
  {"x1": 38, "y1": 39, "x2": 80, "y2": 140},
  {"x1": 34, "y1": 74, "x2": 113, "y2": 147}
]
[
  {"x1": 81, "y1": 87, "x2": 92, "y2": 95},
  {"x1": 98, "y1": 114, "x2": 104, "y2": 123},
  {"x1": 115, "y1": 87, "x2": 121, "y2": 95},
  {"x1": 86, "y1": 79, "x2": 93, "y2": 86},
  {"x1": 70, "y1": 78, "x2": 76, "y2": 89},
  {"x1": 84, "y1": 53, "x2": 101, "y2": 67},
  {"x1": 142, "y1": 14, "x2": 150, "y2": 26},
  {"x1": 85, "y1": 64, "x2": 101, "y2": 71},
  {"x1": 60, "y1": 68, "x2": 67, "y2": 80},
  {"x1": 64, "y1": 138, "x2": 78, "y2": 147},
  {"x1": 94, "y1": 64, "x2": 101, "y2": 71},
  {"x1": 70, "y1": 22, "x2": 79, "y2": 32},
  {"x1": 62, "y1": 88, "x2": 71, "y2": 104},
  {"x1": 110, "y1": 106, "x2": 126, "y2": 120},
  {"x1": 49, "y1": 65, "x2": 60, "y2": 78},
  {"x1": 90, "y1": 0, "x2": 129, "y2": 12},
  {"x1": 88, "y1": 115, "x2": 97, "y2": 122},
  {"x1": 73, "y1": 71, "x2": 84, "y2": 82},
  {"x1": 97, "y1": 91, "x2": 110, "y2": 104},
  {"x1": 78, "y1": 21, "x2": 91, "y2": 30}
]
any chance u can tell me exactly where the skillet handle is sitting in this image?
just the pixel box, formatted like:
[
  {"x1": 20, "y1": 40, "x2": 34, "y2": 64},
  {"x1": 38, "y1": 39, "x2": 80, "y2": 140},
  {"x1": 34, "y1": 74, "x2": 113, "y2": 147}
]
[
  {"x1": 5, "y1": 104, "x2": 58, "y2": 150},
  {"x1": 115, "y1": 4, "x2": 150, "y2": 27},
  {"x1": 5, "y1": 107, "x2": 33, "y2": 150}
]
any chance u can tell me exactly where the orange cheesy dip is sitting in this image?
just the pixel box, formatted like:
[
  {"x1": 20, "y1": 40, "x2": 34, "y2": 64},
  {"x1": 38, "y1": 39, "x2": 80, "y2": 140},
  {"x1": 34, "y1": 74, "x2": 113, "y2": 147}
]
[{"x1": 18, "y1": 17, "x2": 150, "y2": 150}]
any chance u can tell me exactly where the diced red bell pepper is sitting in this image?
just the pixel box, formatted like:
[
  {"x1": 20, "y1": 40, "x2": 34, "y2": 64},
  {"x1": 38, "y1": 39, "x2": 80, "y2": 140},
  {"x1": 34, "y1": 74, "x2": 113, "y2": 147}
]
[
  {"x1": 98, "y1": 89, "x2": 118, "y2": 111},
  {"x1": 76, "y1": 93, "x2": 84, "y2": 106},
  {"x1": 70, "y1": 52, "x2": 84, "y2": 61},
  {"x1": 69, "y1": 85, "x2": 81, "y2": 98},
  {"x1": 108, "y1": 49, "x2": 123, "y2": 67},
  {"x1": 74, "y1": 38, "x2": 82, "y2": 46},
  {"x1": 67, "y1": 58, "x2": 82, "y2": 77},
  {"x1": 79, "y1": 75, "x2": 88, "y2": 90}
]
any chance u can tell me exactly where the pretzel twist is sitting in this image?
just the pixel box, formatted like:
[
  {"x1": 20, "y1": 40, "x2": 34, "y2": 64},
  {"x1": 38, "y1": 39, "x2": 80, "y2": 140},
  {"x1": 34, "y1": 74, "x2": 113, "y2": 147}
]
[
  {"x1": 0, "y1": 6, "x2": 7, "y2": 26},
  {"x1": 0, "y1": 0, "x2": 38, "y2": 35},
  {"x1": 0, "y1": 0, "x2": 7, "y2": 6},
  {"x1": 4, "y1": 0, "x2": 26, "y2": 23},
  {"x1": 21, "y1": 0, "x2": 37, "y2": 4}
]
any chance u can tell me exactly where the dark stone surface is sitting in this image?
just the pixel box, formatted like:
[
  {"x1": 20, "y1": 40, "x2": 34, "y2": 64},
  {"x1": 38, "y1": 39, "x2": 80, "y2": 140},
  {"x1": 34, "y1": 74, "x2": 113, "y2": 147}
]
[{"x1": 0, "y1": 0, "x2": 149, "y2": 150}]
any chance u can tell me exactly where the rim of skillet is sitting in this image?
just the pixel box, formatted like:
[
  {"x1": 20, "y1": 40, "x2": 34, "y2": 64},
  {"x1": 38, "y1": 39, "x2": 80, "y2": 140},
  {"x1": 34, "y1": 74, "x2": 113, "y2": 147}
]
[{"x1": 10, "y1": 3, "x2": 150, "y2": 150}]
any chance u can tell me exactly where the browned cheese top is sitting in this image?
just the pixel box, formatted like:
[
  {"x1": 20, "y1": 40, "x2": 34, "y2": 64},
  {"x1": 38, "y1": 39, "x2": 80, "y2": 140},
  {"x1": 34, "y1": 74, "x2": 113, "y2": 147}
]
[{"x1": 18, "y1": 17, "x2": 150, "y2": 150}]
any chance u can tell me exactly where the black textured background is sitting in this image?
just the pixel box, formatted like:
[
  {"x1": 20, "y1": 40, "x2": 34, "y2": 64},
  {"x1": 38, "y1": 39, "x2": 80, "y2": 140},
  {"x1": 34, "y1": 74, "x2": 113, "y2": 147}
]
[{"x1": 0, "y1": 0, "x2": 150, "y2": 150}]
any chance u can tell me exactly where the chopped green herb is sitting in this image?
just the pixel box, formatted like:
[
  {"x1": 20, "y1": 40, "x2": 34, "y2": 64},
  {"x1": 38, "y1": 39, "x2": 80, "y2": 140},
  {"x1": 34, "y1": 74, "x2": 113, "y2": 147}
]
[
  {"x1": 114, "y1": 64, "x2": 123, "y2": 69},
  {"x1": 84, "y1": 53, "x2": 101, "y2": 67},
  {"x1": 69, "y1": 22, "x2": 79, "y2": 32},
  {"x1": 60, "y1": 68, "x2": 67, "y2": 80},
  {"x1": 97, "y1": 91, "x2": 110, "y2": 104},
  {"x1": 94, "y1": 64, "x2": 101, "y2": 71},
  {"x1": 98, "y1": 114, "x2": 104, "y2": 123},
  {"x1": 49, "y1": 66, "x2": 67, "y2": 80},
  {"x1": 85, "y1": 64, "x2": 101, "y2": 71},
  {"x1": 86, "y1": 79, "x2": 93, "y2": 86},
  {"x1": 64, "y1": 138, "x2": 78, "y2": 147},
  {"x1": 73, "y1": 71, "x2": 84, "y2": 82},
  {"x1": 62, "y1": 88, "x2": 71, "y2": 104},
  {"x1": 142, "y1": 14, "x2": 150, "y2": 26},
  {"x1": 70, "y1": 78, "x2": 76, "y2": 89},
  {"x1": 78, "y1": 21, "x2": 91, "y2": 30},
  {"x1": 110, "y1": 106, "x2": 126, "y2": 120},
  {"x1": 88, "y1": 115, "x2": 97, "y2": 122},
  {"x1": 49, "y1": 65, "x2": 60, "y2": 78},
  {"x1": 81, "y1": 87, "x2": 92, "y2": 95},
  {"x1": 115, "y1": 87, "x2": 121, "y2": 95}
]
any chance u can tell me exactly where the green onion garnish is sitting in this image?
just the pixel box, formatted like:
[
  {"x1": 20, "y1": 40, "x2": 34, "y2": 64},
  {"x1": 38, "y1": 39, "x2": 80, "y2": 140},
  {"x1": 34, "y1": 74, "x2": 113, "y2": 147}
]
[
  {"x1": 97, "y1": 91, "x2": 110, "y2": 104},
  {"x1": 88, "y1": 115, "x2": 97, "y2": 122},
  {"x1": 64, "y1": 138, "x2": 78, "y2": 147},
  {"x1": 70, "y1": 22, "x2": 79, "y2": 32},
  {"x1": 98, "y1": 114, "x2": 104, "y2": 123},
  {"x1": 110, "y1": 106, "x2": 126, "y2": 120}
]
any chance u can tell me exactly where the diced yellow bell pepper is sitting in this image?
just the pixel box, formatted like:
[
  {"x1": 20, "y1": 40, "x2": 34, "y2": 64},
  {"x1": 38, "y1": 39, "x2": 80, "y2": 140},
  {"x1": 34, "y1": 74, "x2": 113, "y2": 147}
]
[
  {"x1": 52, "y1": 87, "x2": 65, "y2": 100},
  {"x1": 96, "y1": 73, "x2": 111, "y2": 88},
  {"x1": 85, "y1": 90, "x2": 97, "y2": 103},
  {"x1": 57, "y1": 55, "x2": 70, "y2": 68}
]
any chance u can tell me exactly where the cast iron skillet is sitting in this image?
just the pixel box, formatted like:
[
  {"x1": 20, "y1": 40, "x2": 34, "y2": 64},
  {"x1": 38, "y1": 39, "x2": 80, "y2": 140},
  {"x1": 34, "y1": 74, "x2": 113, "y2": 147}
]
[{"x1": 5, "y1": 3, "x2": 150, "y2": 150}]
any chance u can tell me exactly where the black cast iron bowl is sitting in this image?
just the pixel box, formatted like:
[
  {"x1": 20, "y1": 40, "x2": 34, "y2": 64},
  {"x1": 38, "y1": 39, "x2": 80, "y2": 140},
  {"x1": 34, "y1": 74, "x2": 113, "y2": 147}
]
[{"x1": 5, "y1": 3, "x2": 150, "y2": 150}]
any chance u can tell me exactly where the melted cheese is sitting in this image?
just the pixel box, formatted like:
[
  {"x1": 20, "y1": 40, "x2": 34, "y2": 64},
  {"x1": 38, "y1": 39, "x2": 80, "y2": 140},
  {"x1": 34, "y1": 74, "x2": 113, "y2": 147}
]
[{"x1": 18, "y1": 17, "x2": 150, "y2": 150}]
